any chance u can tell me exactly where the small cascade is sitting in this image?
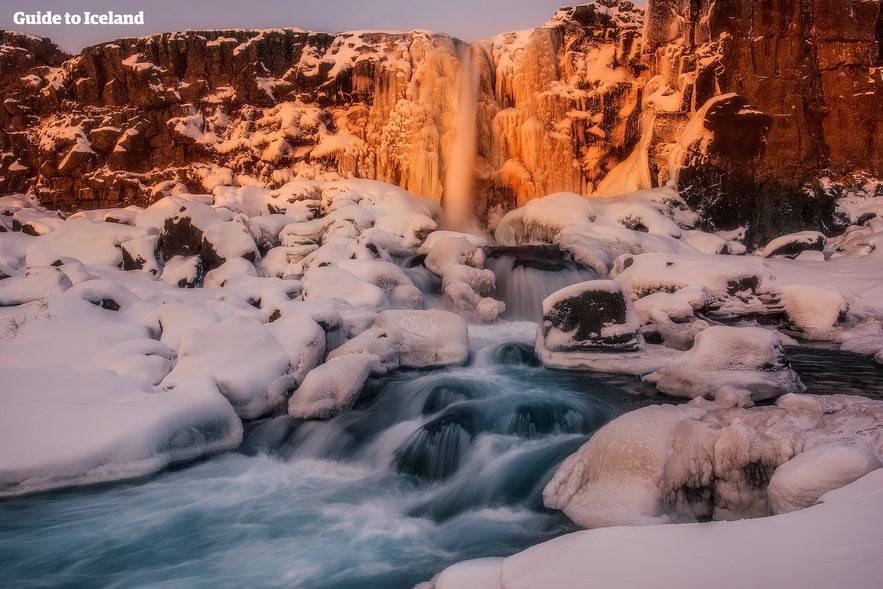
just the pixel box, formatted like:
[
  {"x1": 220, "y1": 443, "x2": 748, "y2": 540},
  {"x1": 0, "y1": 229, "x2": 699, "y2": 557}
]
[
  {"x1": 442, "y1": 43, "x2": 482, "y2": 234},
  {"x1": 484, "y1": 244, "x2": 600, "y2": 322}
]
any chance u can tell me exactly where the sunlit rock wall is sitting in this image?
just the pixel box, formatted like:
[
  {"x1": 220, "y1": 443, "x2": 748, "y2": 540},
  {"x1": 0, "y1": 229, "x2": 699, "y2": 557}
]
[
  {"x1": 641, "y1": 0, "x2": 883, "y2": 244},
  {"x1": 0, "y1": 2, "x2": 645, "y2": 222}
]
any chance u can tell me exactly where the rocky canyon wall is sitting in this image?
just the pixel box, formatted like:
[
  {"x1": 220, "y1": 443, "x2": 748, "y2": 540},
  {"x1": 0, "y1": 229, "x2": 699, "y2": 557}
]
[
  {"x1": 0, "y1": 0, "x2": 881, "y2": 243},
  {"x1": 0, "y1": 1, "x2": 645, "y2": 222},
  {"x1": 641, "y1": 0, "x2": 882, "y2": 243}
]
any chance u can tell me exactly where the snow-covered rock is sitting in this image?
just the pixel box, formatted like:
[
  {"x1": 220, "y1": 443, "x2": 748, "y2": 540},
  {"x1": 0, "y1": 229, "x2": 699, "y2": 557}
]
[
  {"x1": 644, "y1": 326, "x2": 804, "y2": 401},
  {"x1": 537, "y1": 280, "x2": 646, "y2": 371},
  {"x1": 767, "y1": 441, "x2": 882, "y2": 515},
  {"x1": 0, "y1": 369, "x2": 241, "y2": 497},
  {"x1": 0, "y1": 267, "x2": 72, "y2": 305},
  {"x1": 777, "y1": 283, "x2": 847, "y2": 333},
  {"x1": 612, "y1": 252, "x2": 777, "y2": 321},
  {"x1": 25, "y1": 217, "x2": 154, "y2": 267},
  {"x1": 159, "y1": 255, "x2": 204, "y2": 288},
  {"x1": 301, "y1": 265, "x2": 389, "y2": 312}
]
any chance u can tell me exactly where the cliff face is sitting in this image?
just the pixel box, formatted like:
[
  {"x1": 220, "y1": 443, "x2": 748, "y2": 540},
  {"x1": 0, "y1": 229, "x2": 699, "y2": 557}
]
[
  {"x1": 0, "y1": 0, "x2": 881, "y2": 243},
  {"x1": 0, "y1": 1, "x2": 645, "y2": 221},
  {"x1": 641, "y1": 0, "x2": 882, "y2": 243}
]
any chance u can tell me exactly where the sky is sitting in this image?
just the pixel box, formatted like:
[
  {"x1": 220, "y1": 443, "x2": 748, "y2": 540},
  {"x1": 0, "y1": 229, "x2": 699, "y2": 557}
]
[{"x1": 3, "y1": 0, "x2": 645, "y2": 54}]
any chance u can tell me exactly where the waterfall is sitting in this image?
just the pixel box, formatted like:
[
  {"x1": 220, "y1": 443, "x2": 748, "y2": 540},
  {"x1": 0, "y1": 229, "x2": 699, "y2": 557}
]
[
  {"x1": 484, "y1": 245, "x2": 600, "y2": 322},
  {"x1": 442, "y1": 44, "x2": 481, "y2": 234}
]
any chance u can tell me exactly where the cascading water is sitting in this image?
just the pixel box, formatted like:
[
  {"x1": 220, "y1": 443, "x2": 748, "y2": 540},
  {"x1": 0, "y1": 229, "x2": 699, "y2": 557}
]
[
  {"x1": 483, "y1": 244, "x2": 601, "y2": 322},
  {"x1": 442, "y1": 44, "x2": 481, "y2": 235},
  {"x1": 0, "y1": 325, "x2": 668, "y2": 589}
]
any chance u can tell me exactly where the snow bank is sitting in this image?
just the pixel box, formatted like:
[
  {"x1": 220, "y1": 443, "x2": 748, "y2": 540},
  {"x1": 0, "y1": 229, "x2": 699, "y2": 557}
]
[
  {"x1": 544, "y1": 393, "x2": 883, "y2": 529},
  {"x1": 644, "y1": 326, "x2": 805, "y2": 401},
  {"x1": 0, "y1": 369, "x2": 241, "y2": 497},
  {"x1": 438, "y1": 469, "x2": 883, "y2": 589}
]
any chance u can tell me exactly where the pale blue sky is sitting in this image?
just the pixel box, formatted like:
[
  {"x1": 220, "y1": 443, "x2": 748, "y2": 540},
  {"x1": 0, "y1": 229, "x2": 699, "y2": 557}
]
[{"x1": 4, "y1": 0, "x2": 645, "y2": 53}]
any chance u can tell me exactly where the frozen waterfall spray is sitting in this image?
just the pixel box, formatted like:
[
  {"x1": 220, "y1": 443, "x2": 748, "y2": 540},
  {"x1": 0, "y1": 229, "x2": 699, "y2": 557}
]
[{"x1": 443, "y1": 44, "x2": 481, "y2": 234}]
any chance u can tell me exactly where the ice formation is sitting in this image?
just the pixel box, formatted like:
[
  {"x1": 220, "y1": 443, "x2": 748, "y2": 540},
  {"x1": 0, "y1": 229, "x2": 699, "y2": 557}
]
[{"x1": 543, "y1": 394, "x2": 883, "y2": 528}]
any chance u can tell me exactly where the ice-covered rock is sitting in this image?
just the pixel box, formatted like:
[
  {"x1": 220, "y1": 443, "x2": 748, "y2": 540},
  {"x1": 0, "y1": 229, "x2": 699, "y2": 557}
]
[
  {"x1": 288, "y1": 352, "x2": 382, "y2": 419},
  {"x1": 544, "y1": 393, "x2": 883, "y2": 529},
  {"x1": 375, "y1": 309, "x2": 469, "y2": 368},
  {"x1": 0, "y1": 369, "x2": 242, "y2": 497},
  {"x1": 644, "y1": 326, "x2": 804, "y2": 401},
  {"x1": 161, "y1": 314, "x2": 292, "y2": 419},
  {"x1": 537, "y1": 280, "x2": 646, "y2": 371}
]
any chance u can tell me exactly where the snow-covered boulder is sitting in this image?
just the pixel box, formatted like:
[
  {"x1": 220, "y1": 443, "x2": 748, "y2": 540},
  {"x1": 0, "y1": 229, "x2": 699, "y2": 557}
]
[
  {"x1": 495, "y1": 192, "x2": 597, "y2": 245},
  {"x1": 288, "y1": 352, "x2": 382, "y2": 419},
  {"x1": 758, "y1": 231, "x2": 826, "y2": 259},
  {"x1": 0, "y1": 267, "x2": 72, "y2": 305},
  {"x1": 0, "y1": 369, "x2": 242, "y2": 497},
  {"x1": 335, "y1": 258, "x2": 422, "y2": 309},
  {"x1": 537, "y1": 280, "x2": 645, "y2": 371},
  {"x1": 644, "y1": 326, "x2": 804, "y2": 401},
  {"x1": 612, "y1": 253, "x2": 774, "y2": 311},
  {"x1": 161, "y1": 314, "x2": 292, "y2": 419},
  {"x1": 200, "y1": 215, "x2": 260, "y2": 270},
  {"x1": 160, "y1": 255, "x2": 204, "y2": 288},
  {"x1": 120, "y1": 234, "x2": 161, "y2": 275},
  {"x1": 544, "y1": 393, "x2": 883, "y2": 529},
  {"x1": 136, "y1": 195, "x2": 231, "y2": 261}
]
